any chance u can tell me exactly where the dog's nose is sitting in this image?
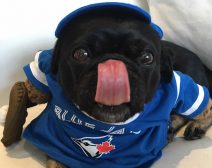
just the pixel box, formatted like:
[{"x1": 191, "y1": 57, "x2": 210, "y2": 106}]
[{"x1": 95, "y1": 59, "x2": 131, "y2": 106}]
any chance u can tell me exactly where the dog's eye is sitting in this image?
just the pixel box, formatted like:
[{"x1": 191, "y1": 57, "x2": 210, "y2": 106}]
[
  {"x1": 139, "y1": 52, "x2": 154, "y2": 65},
  {"x1": 73, "y1": 48, "x2": 89, "y2": 64}
]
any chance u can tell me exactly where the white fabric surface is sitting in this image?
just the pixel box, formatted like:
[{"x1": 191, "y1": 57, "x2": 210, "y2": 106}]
[
  {"x1": 0, "y1": 105, "x2": 8, "y2": 125},
  {"x1": 1, "y1": 104, "x2": 212, "y2": 168},
  {"x1": 148, "y1": 0, "x2": 212, "y2": 70}
]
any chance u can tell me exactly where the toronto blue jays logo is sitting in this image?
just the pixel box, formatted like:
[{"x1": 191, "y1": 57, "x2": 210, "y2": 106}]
[{"x1": 72, "y1": 135, "x2": 115, "y2": 158}]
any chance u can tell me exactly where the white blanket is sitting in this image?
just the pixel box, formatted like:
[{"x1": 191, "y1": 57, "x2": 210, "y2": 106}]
[{"x1": 148, "y1": 0, "x2": 212, "y2": 70}]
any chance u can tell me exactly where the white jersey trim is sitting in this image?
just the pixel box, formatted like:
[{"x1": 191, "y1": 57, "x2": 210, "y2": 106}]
[
  {"x1": 181, "y1": 84, "x2": 204, "y2": 116},
  {"x1": 173, "y1": 71, "x2": 181, "y2": 105},
  {"x1": 29, "y1": 51, "x2": 48, "y2": 86}
]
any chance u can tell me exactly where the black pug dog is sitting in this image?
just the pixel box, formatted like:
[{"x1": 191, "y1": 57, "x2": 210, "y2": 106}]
[
  {"x1": 1, "y1": 3, "x2": 212, "y2": 168},
  {"x1": 53, "y1": 12, "x2": 161, "y2": 123}
]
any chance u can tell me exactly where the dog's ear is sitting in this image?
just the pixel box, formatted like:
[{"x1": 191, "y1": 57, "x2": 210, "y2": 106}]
[{"x1": 160, "y1": 41, "x2": 174, "y2": 83}]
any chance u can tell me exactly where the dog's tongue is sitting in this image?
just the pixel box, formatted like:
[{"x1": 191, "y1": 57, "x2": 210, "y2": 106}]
[{"x1": 95, "y1": 59, "x2": 130, "y2": 106}]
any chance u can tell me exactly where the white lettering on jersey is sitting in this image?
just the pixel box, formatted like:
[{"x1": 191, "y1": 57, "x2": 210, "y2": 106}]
[
  {"x1": 54, "y1": 105, "x2": 62, "y2": 119},
  {"x1": 110, "y1": 128, "x2": 125, "y2": 134},
  {"x1": 54, "y1": 105, "x2": 141, "y2": 135}
]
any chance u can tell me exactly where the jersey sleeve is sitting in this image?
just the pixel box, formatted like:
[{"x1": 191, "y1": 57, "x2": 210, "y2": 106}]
[
  {"x1": 23, "y1": 50, "x2": 53, "y2": 94},
  {"x1": 173, "y1": 71, "x2": 210, "y2": 119}
]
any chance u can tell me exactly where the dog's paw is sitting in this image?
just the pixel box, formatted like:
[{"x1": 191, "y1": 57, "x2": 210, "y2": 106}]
[
  {"x1": 167, "y1": 125, "x2": 176, "y2": 143},
  {"x1": 0, "y1": 105, "x2": 8, "y2": 125},
  {"x1": 167, "y1": 114, "x2": 188, "y2": 143},
  {"x1": 184, "y1": 121, "x2": 206, "y2": 140}
]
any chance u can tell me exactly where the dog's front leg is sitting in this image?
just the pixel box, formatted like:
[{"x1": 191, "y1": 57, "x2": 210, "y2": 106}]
[
  {"x1": 184, "y1": 99, "x2": 212, "y2": 140},
  {"x1": 168, "y1": 114, "x2": 188, "y2": 142}
]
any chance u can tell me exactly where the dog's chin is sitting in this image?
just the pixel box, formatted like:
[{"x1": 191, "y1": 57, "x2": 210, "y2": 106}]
[{"x1": 78, "y1": 103, "x2": 136, "y2": 123}]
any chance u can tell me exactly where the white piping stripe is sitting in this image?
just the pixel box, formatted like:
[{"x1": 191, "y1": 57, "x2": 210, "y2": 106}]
[
  {"x1": 29, "y1": 51, "x2": 48, "y2": 86},
  {"x1": 173, "y1": 71, "x2": 180, "y2": 105},
  {"x1": 181, "y1": 84, "x2": 204, "y2": 116},
  {"x1": 34, "y1": 51, "x2": 41, "y2": 68}
]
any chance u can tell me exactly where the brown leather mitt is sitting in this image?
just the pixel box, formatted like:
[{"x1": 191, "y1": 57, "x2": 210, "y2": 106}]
[{"x1": 1, "y1": 82, "x2": 28, "y2": 147}]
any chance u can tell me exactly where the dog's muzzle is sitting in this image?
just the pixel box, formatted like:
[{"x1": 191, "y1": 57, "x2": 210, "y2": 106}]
[{"x1": 95, "y1": 59, "x2": 131, "y2": 106}]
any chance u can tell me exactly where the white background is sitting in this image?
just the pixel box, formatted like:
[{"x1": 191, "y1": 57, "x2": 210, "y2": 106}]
[
  {"x1": 0, "y1": 0, "x2": 148, "y2": 106},
  {"x1": 148, "y1": 0, "x2": 212, "y2": 71}
]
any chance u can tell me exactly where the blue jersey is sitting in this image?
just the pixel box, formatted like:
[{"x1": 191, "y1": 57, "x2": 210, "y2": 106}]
[{"x1": 23, "y1": 50, "x2": 210, "y2": 168}]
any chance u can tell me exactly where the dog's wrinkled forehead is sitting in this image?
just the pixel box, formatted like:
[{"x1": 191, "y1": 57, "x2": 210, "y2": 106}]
[
  {"x1": 59, "y1": 15, "x2": 162, "y2": 59},
  {"x1": 79, "y1": 20, "x2": 160, "y2": 53}
]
